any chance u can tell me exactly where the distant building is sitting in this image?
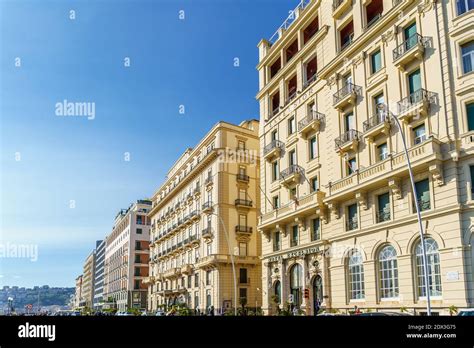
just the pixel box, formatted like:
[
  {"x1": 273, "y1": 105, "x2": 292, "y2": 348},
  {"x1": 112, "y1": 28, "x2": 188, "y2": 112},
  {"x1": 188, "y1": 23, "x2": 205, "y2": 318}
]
[
  {"x1": 82, "y1": 249, "x2": 96, "y2": 309},
  {"x1": 93, "y1": 240, "x2": 106, "y2": 310},
  {"x1": 103, "y1": 200, "x2": 151, "y2": 312},
  {"x1": 74, "y1": 275, "x2": 83, "y2": 308}
]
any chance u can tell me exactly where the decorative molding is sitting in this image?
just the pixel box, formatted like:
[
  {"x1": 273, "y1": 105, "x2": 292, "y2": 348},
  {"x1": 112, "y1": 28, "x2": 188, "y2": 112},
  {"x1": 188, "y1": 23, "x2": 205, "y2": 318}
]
[
  {"x1": 429, "y1": 163, "x2": 444, "y2": 186},
  {"x1": 381, "y1": 29, "x2": 395, "y2": 44},
  {"x1": 388, "y1": 178, "x2": 402, "y2": 200},
  {"x1": 276, "y1": 224, "x2": 287, "y2": 237},
  {"x1": 327, "y1": 202, "x2": 339, "y2": 219},
  {"x1": 417, "y1": 0, "x2": 434, "y2": 15},
  {"x1": 295, "y1": 217, "x2": 306, "y2": 231},
  {"x1": 355, "y1": 191, "x2": 368, "y2": 210}
]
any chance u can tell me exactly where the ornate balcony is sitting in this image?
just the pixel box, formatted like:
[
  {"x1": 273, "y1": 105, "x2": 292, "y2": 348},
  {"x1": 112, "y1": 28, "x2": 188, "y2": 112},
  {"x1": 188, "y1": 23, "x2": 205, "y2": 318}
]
[
  {"x1": 333, "y1": 83, "x2": 362, "y2": 110},
  {"x1": 235, "y1": 225, "x2": 253, "y2": 235},
  {"x1": 279, "y1": 164, "x2": 303, "y2": 187},
  {"x1": 202, "y1": 201, "x2": 213, "y2": 214},
  {"x1": 333, "y1": 0, "x2": 352, "y2": 18},
  {"x1": 180, "y1": 264, "x2": 193, "y2": 275},
  {"x1": 236, "y1": 173, "x2": 250, "y2": 183},
  {"x1": 397, "y1": 88, "x2": 436, "y2": 123},
  {"x1": 193, "y1": 186, "x2": 201, "y2": 197},
  {"x1": 393, "y1": 33, "x2": 429, "y2": 71},
  {"x1": 326, "y1": 137, "x2": 442, "y2": 202},
  {"x1": 202, "y1": 227, "x2": 213, "y2": 239},
  {"x1": 335, "y1": 129, "x2": 360, "y2": 153},
  {"x1": 263, "y1": 140, "x2": 284, "y2": 162},
  {"x1": 204, "y1": 176, "x2": 213, "y2": 189},
  {"x1": 363, "y1": 107, "x2": 391, "y2": 140},
  {"x1": 235, "y1": 199, "x2": 253, "y2": 208},
  {"x1": 259, "y1": 191, "x2": 326, "y2": 230},
  {"x1": 298, "y1": 110, "x2": 324, "y2": 139}
]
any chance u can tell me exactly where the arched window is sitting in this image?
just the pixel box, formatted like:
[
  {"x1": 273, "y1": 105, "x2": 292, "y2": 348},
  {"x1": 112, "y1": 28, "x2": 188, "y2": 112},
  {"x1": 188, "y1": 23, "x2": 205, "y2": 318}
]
[
  {"x1": 313, "y1": 275, "x2": 323, "y2": 311},
  {"x1": 415, "y1": 238, "x2": 442, "y2": 297},
  {"x1": 348, "y1": 250, "x2": 365, "y2": 300},
  {"x1": 290, "y1": 264, "x2": 303, "y2": 307},
  {"x1": 379, "y1": 245, "x2": 399, "y2": 299},
  {"x1": 274, "y1": 280, "x2": 281, "y2": 304}
]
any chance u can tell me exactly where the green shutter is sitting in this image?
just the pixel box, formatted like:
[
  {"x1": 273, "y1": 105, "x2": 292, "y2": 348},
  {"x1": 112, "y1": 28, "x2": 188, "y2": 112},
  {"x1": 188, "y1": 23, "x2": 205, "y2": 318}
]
[{"x1": 467, "y1": 103, "x2": 474, "y2": 131}]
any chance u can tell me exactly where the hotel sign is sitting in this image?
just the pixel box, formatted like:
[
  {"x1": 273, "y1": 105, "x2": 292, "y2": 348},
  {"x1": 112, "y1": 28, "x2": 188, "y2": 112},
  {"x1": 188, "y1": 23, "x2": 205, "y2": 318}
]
[{"x1": 267, "y1": 246, "x2": 320, "y2": 262}]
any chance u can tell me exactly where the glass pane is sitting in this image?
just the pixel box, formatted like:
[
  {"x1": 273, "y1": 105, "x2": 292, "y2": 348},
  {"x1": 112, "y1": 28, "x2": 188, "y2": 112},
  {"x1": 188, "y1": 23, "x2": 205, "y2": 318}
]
[{"x1": 408, "y1": 69, "x2": 421, "y2": 94}]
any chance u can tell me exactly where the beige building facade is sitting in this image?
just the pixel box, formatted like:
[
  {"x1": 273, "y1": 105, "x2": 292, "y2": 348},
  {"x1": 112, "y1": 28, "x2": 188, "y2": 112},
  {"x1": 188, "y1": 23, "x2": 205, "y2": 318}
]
[
  {"x1": 81, "y1": 251, "x2": 96, "y2": 309},
  {"x1": 257, "y1": 0, "x2": 474, "y2": 315},
  {"x1": 146, "y1": 120, "x2": 262, "y2": 313},
  {"x1": 103, "y1": 200, "x2": 151, "y2": 312},
  {"x1": 74, "y1": 274, "x2": 83, "y2": 309}
]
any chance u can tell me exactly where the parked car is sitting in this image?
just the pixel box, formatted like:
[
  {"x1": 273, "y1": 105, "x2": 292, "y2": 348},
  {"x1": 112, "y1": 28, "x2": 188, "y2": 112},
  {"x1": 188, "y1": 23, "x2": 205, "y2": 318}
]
[
  {"x1": 357, "y1": 312, "x2": 412, "y2": 316},
  {"x1": 316, "y1": 313, "x2": 348, "y2": 316},
  {"x1": 457, "y1": 309, "x2": 474, "y2": 316},
  {"x1": 155, "y1": 310, "x2": 165, "y2": 316}
]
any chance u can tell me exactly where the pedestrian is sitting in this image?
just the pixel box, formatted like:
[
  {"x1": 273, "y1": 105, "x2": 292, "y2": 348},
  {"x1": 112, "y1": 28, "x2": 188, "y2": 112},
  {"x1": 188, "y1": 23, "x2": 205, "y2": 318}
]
[
  {"x1": 354, "y1": 305, "x2": 361, "y2": 315},
  {"x1": 292, "y1": 306, "x2": 298, "y2": 316}
]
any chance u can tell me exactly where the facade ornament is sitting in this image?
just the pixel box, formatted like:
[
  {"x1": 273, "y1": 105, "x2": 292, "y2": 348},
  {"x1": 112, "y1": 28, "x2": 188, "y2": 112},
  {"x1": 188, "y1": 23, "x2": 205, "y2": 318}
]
[
  {"x1": 429, "y1": 163, "x2": 444, "y2": 186},
  {"x1": 388, "y1": 178, "x2": 402, "y2": 199},
  {"x1": 381, "y1": 30, "x2": 395, "y2": 44},
  {"x1": 355, "y1": 191, "x2": 368, "y2": 210},
  {"x1": 418, "y1": 0, "x2": 434, "y2": 15},
  {"x1": 327, "y1": 202, "x2": 339, "y2": 219}
]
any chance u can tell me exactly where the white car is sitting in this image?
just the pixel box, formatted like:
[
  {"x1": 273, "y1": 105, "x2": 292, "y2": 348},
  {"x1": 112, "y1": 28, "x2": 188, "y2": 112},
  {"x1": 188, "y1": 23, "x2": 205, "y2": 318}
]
[{"x1": 155, "y1": 310, "x2": 165, "y2": 316}]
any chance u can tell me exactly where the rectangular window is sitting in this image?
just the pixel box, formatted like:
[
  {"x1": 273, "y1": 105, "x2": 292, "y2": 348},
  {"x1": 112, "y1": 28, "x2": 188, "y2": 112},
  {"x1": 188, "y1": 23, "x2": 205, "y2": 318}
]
[
  {"x1": 135, "y1": 241, "x2": 141, "y2": 250},
  {"x1": 239, "y1": 268, "x2": 248, "y2": 284},
  {"x1": 462, "y1": 41, "x2": 474, "y2": 74},
  {"x1": 239, "y1": 288, "x2": 247, "y2": 300},
  {"x1": 289, "y1": 187, "x2": 297, "y2": 200},
  {"x1": 273, "y1": 231, "x2": 281, "y2": 251},
  {"x1": 239, "y1": 242, "x2": 247, "y2": 256},
  {"x1": 408, "y1": 69, "x2": 421, "y2": 96},
  {"x1": 271, "y1": 91, "x2": 280, "y2": 116},
  {"x1": 270, "y1": 58, "x2": 281, "y2": 79},
  {"x1": 291, "y1": 225, "x2": 299, "y2": 247},
  {"x1": 273, "y1": 195, "x2": 280, "y2": 209},
  {"x1": 377, "y1": 143, "x2": 388, "y2": 161},
  {"x1": 135, "y1": 255, "x2": 141, "y2": 263},
  {"x1": 457, "y1": 0, "x2": 474, "y2": 15},
  {"x1": 413, "y1": 124, "x2": 427, "y2": 145},
  {"x1": 207, "y1": 243, "x2": 212, "y2": 256},
  {"x1": 303, "y1": 16, "x2": 319, "y2": 44},
  {"x1": 136, "y1": 228, "x2": 142, "y2": 234},
  {"x1": 288, "y1": 117, "x2": 296, "y2": 135},
  {"x1": 347, "y1": 204, "x2": 358, "y2": 231},
  {"x1": 289, "y1": 150, "x2": 296, "y2": 166},
  {"x1": 415, "y1": 179, "x2": 431, "y2": 212},
  {"x1": 194, "y1": 274, "x2": 199, "y2": 287},
  {"x1": 206, "y1": 270, "x2": 211, "y2": 285},
  {"x1": 340, "y1": 20, "x2": 354, "y2": 51},
  {"x1": 309, "y1": 136, "x2": 317, "y2": 159},
  {"x1": 272, "y1": 161, "x2": 279, "y2": 181},
  {"x1": 237, "y1": 140, "x2": 245, "y2": 150},
  {"x1": 347, "y1": 157, "x2": 357, "y2": 175},
  {"x1": 468, "y1": 103, "x2": 474, "y2": 131},
  {"x1": 377, "y1": 192, "x2": 391, "y2": 223},
  {"x1": 366, "y1": 0, "x2": 383, "y2": 28},
  {"x1": 136, "y1": 215, "x2": 143, "y2": 225},
  {"x1": 345, "y1": 112, "x2": 355, "y2": 132},
  {"x1": 286, "y1": 40, "x2": 298, "y2": 63},
  {"x1": 134, "y1": 280, "x2": 140, "y2": 290},
  {"x1": 287, "y1": 75, "x2": 297, "y2": 102},
  {"x1": 305, "y1": 56, "x2": 318, "y2": 86},
  {"x1": 271, "y1": 130, "x2": 278, "y2": 141},
  {"x1": 311, "y1": 177, "x2": 318, "y2": 192},
  {"x1": 187, "y1": 275, "x2": 192, "y2": 288},
  {"x1": 312, "y1": 218, "x2": 321, "y2": 241},
  {"x1": 371, "y1": 50, "x2": 382, "y2": 73}
]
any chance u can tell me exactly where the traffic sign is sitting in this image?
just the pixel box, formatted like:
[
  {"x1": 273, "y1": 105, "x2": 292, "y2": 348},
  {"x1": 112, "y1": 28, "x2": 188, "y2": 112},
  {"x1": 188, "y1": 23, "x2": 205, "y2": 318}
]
[{"x1": 288, "y1": 294, "x2": 294, "y2": 303}]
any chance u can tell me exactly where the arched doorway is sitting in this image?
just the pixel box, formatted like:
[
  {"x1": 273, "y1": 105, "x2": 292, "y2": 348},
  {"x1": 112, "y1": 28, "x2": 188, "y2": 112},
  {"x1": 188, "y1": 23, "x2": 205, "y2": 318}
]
[
  {"x1": 289, "y1": 264, "x2": 303, "y2": 308},
  {"x1": 313, "y1": 275, "x2": 323, "y2": 314}
]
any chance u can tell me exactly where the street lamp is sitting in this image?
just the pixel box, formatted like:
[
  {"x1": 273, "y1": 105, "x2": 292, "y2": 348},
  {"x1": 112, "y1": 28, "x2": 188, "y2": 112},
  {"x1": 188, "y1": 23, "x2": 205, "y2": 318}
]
[
  {"x1": 256, "y1": 287, "x2": 266, "y2": 316},
  {"x1": 388, "y1": 109, "x2": 432, "y2": 315},
  {"x1": 208, "y1": 212, "x2": 238, "y2": 316}
]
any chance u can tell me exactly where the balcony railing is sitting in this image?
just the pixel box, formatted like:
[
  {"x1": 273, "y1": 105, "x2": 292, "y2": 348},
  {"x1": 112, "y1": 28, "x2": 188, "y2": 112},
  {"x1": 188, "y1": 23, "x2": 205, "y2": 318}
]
[
  {"x1": 205, "y1": 176, "x2": 213, "y2": 186},
  {"x1": 397, "y1": 88, "x2": 436, "y2": 115},
  {"x1": 393, "y1": 33, "x2": 428, "y2": 61},
  {"x1": 264, "y1": 140, "x2": 284, "y2": 156},
  {"x1": 235, "y1": 199, "x2": 253, "y2": 207},
  {"x1": 335, "y1": 129, "x2": 360, "y2": 149},
  {"x1": 202, "y1": 201, "x2": 213, "y2": 211},
  {"x1": 333, "y1": 82, "x2": 361, "y2": 105},
  {"x1": 303, "y1": 73, "x2": 317, "y2": 89},
  {"x1": 273, "y1": 243, "x2": 281, "y2": 252},
  {"x1": 340, "y1": 33, "x2": 354, "y2": 51},
  {"x1": 280, "y1": 164, "x2": 303, "y2": 179},
  {"x1": 235, "y1": 225, "x2": 253, "y2": 234},
  {"x1": 363, "y1": 110, "x2": 389, "y2": 132},
  {"x1": 298, "y1": 110, "x2": 324, "y2": 130},
  {"x1": 346, "y1": 218, "x2": 358, "y2": 231},
  {"x1": 365, "y1": 13, "x2": 382, "y2": 30},
  {"x1": 236, "y1": 174, "x2": 250, "y2": 182},
  {"x1": 376, "y1": 210, "x2": 391, "y2": 223},
  {"x1": 268, "y1": 0, "x2": 311, "y2": 45},
  {"x1": 202, "y1": 227, "x2": 213, "y2": 238}
]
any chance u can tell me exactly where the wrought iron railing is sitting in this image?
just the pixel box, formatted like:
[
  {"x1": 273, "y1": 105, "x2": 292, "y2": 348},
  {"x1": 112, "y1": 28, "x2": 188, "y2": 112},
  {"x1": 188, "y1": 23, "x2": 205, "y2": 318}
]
[
  {"x1": 263, "y1": 140, "x2": 284, "y2": 156},
  {"x1": 335, "y1": 129, "x2": 360, "y2": 149},
  {"x1": 298, "y1": 110, "x2": 325, "y2": 130},
  {"x1": 280, "y1": 164, "x2": 303, "y2": 179},
  {"x1": 235, "y1": 199, "x2": 253, "y2": 207},
  {"x1": 397, "y1": 88, "x2": 436, "y2": 114},
  {"x1": 393, "y1": 33, "x2": 428, "y2": 61},
  {"x1": 363, "y1": 107, "x2": 389, "y2": 132},
  {"x1": 333, "y1": 82, "x2": 362, "y2": 105},
  {"x1": 235, "y1": 226, "x2": 253, "y2": 233}
]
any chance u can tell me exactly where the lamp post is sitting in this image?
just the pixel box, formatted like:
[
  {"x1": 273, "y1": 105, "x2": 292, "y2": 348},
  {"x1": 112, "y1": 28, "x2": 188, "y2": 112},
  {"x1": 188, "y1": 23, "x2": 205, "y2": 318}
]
[
  {"x1": 388, "y1": 110, "x2": 432, "y2": 315},
  {"x1": 256, "y1": 287, "x2": 266, "y2": 316},
  {"x1": 208, "y1": 212, "x2": 238, "y2": 316}
]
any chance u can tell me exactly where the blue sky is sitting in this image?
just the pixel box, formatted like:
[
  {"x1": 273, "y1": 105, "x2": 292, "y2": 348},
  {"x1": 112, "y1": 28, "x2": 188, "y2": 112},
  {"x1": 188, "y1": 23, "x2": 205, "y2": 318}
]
[{"x1": 0, "y1": 0, "x2": 296, "y2": 287}]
